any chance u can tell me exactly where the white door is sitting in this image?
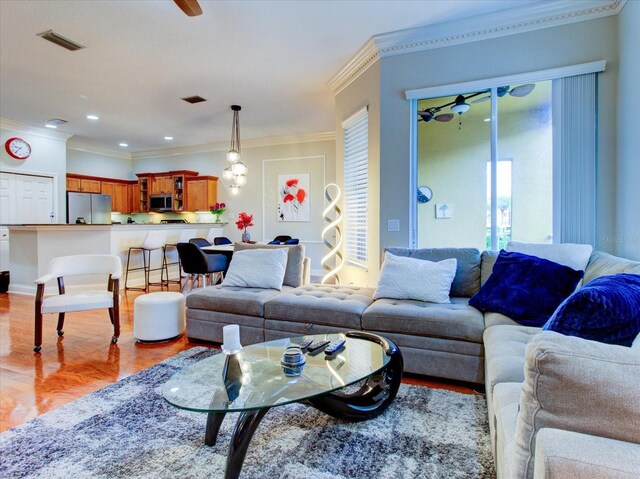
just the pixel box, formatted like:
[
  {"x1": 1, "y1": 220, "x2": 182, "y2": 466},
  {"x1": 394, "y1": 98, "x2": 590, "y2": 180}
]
[
  {"x1": 0, "y1": 173, "x2": 17, "y2": 224},
  {"x1": 0, "y1": 172, "x2": 54, "y2": 224}
]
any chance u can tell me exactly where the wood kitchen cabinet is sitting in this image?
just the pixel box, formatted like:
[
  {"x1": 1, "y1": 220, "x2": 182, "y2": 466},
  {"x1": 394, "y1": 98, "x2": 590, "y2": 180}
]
[
  {"x1": 66, "y1": 175, "x2": 102, "y2": 193},
  {"x1": 186, "y1": 176, "x2": 218, "y2": 212},
  {"x1": 130, "y1": 183, "x2": 141, "y2": 213},
  {"x1": 151, "y1": 176, "x2": 173, "y2": 195},
  {"x1": 101, "y1": 181, "x2": 129, "y2": 213}
]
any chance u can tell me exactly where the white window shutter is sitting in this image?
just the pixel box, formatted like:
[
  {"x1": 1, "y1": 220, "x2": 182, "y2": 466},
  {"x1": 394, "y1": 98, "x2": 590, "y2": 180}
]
[{"x1": 342, "y1": 107, "x2": 368, "y2": 268}]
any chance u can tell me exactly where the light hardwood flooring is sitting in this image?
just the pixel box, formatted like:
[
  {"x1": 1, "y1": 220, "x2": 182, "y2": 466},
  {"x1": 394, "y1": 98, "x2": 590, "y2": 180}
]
[{"x1": 0, "y1": 286, "x2": 474, "y2": 433}]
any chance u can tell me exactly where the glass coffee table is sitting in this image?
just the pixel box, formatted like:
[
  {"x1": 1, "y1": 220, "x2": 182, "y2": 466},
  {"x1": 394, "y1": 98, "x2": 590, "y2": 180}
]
[{"x1": 162, "y1": 331, "x2": 403, "y2": 479}]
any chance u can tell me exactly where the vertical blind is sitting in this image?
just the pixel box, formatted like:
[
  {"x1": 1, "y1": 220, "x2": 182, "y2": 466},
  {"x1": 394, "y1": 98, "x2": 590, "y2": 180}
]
[
  {"x1": 553, "y1": 73, "x2": 597, "y2": 246},
  {"x1": 342, "y1": 107, "x2": 369, "y2": 267}
]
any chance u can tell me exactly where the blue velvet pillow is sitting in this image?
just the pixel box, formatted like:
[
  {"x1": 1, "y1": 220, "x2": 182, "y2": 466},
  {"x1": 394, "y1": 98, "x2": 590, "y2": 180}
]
[
  {"x1": 543, "y1": 273, "x2": 640, "y2": 346},
  {"x1": 469, "y1": 250, "x2": 584, "y2": 326}
]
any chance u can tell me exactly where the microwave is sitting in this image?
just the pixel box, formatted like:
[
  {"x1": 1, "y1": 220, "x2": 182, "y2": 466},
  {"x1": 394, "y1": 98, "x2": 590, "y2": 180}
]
[{"x1": 149, "y1": 194, "x2": 173, "y2": 212}]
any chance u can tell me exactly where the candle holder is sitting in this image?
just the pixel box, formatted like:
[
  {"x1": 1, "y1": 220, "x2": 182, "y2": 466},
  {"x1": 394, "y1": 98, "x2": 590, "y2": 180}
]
[
  {"x1": 222, "y1": 325, "x2": 243, "y2": 401},
  {"x1": 222, "y1": 352, "x2": 243, "y2": 401},
  {"x1": 280, "y1": 346, "x2": 306, "y2": 377}
]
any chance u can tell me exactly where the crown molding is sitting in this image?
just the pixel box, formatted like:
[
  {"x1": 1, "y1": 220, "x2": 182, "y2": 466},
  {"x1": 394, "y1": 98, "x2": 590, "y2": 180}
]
[
  {"x1": 132, "y1": 131, "x2": 335, "y2": 159},
  {"x1": 0, "y1": 118, "x2": 73, "y2": 141},
  {"x1": 327, "y1": 38, "x2": 380, "y2": 95},
  {"x1": 327, "y1": 0, "x2": 625, "y2": 95},
  {"x1": 67, "y1": 140, "x2": 132, "y2": 160}
]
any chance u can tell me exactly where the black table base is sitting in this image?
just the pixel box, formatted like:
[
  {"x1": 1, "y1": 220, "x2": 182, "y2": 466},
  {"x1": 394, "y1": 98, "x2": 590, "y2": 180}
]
[{"x1": 205, "y1": 332, "x2": 403, "y2": 479}]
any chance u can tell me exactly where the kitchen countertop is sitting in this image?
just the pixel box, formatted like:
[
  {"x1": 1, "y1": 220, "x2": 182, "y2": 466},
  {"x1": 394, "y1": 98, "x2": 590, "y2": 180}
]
[{"x1": 7, "y1": 223, "x2": 228, "y2": 230}]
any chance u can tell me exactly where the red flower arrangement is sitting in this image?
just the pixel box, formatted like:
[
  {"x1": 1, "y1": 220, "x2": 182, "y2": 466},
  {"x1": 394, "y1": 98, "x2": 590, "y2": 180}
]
[
  {"x1": 210, "y1": 202, "x2": 226, "y2": 215},
  {"x1": 235, "y1": 212, "x2": 254, "y2": 233}
]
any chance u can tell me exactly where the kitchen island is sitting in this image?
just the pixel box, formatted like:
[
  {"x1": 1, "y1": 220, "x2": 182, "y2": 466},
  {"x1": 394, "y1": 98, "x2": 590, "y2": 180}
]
[{"x1": 8, "y1": 223, "x2": 227, "y2": 294}]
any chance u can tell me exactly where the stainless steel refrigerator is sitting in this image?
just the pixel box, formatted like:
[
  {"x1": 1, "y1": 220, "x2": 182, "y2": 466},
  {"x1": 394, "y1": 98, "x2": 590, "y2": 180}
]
[{"x1": 67, "y1": 193, "x2": 112, "y2": 224}]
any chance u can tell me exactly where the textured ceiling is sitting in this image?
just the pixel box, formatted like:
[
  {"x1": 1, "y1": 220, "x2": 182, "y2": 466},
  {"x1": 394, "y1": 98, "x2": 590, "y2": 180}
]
[{"x1": 0, "y1": 0, "x2": 541, "y2": 153}]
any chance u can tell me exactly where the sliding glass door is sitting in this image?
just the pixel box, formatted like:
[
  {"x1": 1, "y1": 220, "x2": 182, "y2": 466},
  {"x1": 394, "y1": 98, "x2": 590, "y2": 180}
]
[{"x1": 415, "y1": 80, "x2": 552, "y2": 250}]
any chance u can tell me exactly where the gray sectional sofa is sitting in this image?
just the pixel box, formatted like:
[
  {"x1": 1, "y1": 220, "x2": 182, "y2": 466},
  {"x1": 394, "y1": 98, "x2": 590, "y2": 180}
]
[{"x1": 185, "y1": 243, "x2": 640, "y2": 478}]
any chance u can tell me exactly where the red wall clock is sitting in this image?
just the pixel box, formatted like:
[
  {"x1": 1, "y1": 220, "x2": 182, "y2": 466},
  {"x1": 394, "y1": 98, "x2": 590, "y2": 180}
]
[{"x1": 5, "y1": 137, "x2": 31, "y2": 160}]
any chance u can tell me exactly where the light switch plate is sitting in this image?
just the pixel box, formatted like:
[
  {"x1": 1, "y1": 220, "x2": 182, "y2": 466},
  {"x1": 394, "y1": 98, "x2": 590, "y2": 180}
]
[{"x1": 387, "y1": 219, "x2": 400, "y2": 231}]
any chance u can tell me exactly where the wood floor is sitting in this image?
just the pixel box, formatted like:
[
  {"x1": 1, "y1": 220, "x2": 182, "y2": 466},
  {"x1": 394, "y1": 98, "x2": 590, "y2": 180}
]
[{"x1": 0, "y1": 286, "x2": 474, "y2": 433}]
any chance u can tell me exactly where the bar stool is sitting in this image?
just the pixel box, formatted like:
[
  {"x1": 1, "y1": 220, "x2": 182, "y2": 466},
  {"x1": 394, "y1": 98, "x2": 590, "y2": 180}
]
[
  {"x1": 124, "y1": 231, "x2": 168, "y2": 292},
  {"x1": 162, "y1": 229, "x2": 197, "y2": 287}
]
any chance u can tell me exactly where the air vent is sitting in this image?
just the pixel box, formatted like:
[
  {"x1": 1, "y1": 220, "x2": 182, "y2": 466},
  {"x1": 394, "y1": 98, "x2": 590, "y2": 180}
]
[
  {"x1": 46, "y1": 118, "x2": 68, "y2": 126},
  {"x1": 37, "y1": 30, "x2": 85, "y2": 51},
  {"x1": 182, "y1": 95, "x2": 207, "y2": 104}
]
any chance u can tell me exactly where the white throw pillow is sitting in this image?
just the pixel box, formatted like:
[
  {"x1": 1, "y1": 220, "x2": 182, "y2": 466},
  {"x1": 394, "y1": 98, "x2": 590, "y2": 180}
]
[
  {"x1": 222, "y1": 248, "x2": 288, "y2": 290},
  {"x1": 373, "y1": 252, "x2": 457, "y2": 303},
  {"x1": 506, "y1": 241, "x2": 593, "y2": 271}
]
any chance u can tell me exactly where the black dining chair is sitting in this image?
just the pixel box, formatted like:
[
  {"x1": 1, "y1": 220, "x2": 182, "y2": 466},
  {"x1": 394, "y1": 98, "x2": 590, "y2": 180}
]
[
  {"x1": 285, "y1": 238, "x2": 299, "y2": 245},
  {"x1": 272, "y1": 235, "x2": 292, "y2": 243},
  {"x1": 176, "y1": 243, "x2": 227, "y2": 293},
  {"x1": 189, "y1": 238, "x2": 211, "y2": 248},
  {"x1": 214, "y1": 237, "x2": 232, "y2": 246}
]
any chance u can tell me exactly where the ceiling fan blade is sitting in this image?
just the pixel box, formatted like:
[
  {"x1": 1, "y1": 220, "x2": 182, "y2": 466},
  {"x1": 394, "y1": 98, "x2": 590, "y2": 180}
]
[
  {"x1": 435, "y1": 113, "x2": 454, "y2": 122},
  {"x1": 472, "y1": 96, "x2": 490, "y2": 103},
  {"x1": 510, "y1": 84, "x2": 536, "y2": 97},
  {"x1": 174, "y1": 0, "x2": 203, "y2": 16},
  {"x1": 418, "y1": 111, "x2": 434, "y2": 122}
]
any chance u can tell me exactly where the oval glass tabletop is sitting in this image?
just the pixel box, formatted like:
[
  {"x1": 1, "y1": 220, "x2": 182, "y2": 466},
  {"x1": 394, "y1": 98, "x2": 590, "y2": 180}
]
[{"x1": 162, "y1": 333, "x2": 390, "y2": 413}]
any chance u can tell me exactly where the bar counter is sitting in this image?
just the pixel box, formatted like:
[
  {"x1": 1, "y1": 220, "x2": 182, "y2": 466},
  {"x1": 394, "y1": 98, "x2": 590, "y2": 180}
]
[{"x1": 8, "y1": 223, "x2": 227, "y2": 294}]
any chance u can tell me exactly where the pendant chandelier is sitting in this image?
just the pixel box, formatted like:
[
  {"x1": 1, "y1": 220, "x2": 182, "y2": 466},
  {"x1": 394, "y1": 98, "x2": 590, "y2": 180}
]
[{"x1": 222, "y1": 105, "x2": 247, "y2": 195}]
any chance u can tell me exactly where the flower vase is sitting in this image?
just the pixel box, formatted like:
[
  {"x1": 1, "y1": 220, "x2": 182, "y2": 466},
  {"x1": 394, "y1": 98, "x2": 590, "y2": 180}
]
[
  {"x1": 211, "y1": 214, "x2": 219, "y2": 223},
  {"x1": 241, "y1": 231, "x2": 250, "y2": 243}
]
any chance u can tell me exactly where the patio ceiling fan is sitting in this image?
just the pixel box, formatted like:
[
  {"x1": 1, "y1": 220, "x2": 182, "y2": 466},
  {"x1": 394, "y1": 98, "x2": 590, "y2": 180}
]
[
  {"x1": 418, "y1": 84, "x2": 536, "y2": 123},
  {"x1": 471, "y1": 84, "x2": 536, "y2": 104},
  {"x1": 174, "y1": 0, "x2": 202, "y2": 16},
  {"x1": 418, "y1": 91, "x2": 485, "y2": 123}
]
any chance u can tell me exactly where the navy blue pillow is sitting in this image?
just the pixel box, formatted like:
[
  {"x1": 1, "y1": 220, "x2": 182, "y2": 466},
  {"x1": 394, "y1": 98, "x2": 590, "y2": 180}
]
[
  {"x1": 469, "y1": 250, "x2": 584, "y2": 326},
  {"x1": 543, "y1": 273, "x2": 640, "y2": 346}
]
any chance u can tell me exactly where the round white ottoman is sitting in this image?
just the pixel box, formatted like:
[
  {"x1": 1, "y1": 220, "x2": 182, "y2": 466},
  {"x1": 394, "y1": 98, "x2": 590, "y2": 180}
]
[{"x1": 134, "y1": 292, "x2": 185, "y2": 342}]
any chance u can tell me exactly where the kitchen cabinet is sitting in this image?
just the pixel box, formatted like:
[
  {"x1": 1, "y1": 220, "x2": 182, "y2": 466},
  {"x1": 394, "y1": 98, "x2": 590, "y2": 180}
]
[
  {"x1": 101, "y1": 181, "x2": 129, "y2": 213},
  {"x1": 129, "y1": 183, "x2": 140, "y2": 213},
  {"x1": 151, "y1": 176, "x2": 173, "y2": 195},
  {"x1": 186, "y1": 176, "x2": 218, "y2": 212},
  {"x1": 66, "y1": 176, "x2": 101, "y2": 193}
]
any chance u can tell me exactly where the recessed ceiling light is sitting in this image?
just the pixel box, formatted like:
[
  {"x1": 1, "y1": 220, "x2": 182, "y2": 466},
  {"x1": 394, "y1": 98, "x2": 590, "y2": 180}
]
[
  {"x1": 119, "y1": 143, "x2": 128, "y2": 147},
  {"x1": 484, "y1": 118, "x2": 491, "y2": 122},
  {"x1": 86, "y1": 114, "x2": 99, "y2": 120},
  {"x1": 45, "y1": 124, "x2": 58, "y2": 129},
  {"x1": 164, "y1": 136, "x2": 174, "y2": 141}
]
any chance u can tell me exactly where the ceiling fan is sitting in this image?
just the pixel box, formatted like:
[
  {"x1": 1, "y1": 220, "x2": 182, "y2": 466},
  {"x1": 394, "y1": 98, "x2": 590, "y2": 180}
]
[
  {"x1": 174, "y1": 0, "x2": 202, "y2": 16},
  {"x1": 471, "y1": 84, "x2": 536, "y2": 104},
  {"x1": 418, "y1": 91, "x2": 485, "y2": 123},
  {"x1": 418, "y1": 84, "x2": 536, "y2": 123}
]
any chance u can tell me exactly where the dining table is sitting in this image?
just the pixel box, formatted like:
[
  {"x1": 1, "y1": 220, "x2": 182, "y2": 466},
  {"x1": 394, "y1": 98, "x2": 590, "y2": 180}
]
[{"x1": 201, "y1": 244, "x2": 235, "y2": 254}]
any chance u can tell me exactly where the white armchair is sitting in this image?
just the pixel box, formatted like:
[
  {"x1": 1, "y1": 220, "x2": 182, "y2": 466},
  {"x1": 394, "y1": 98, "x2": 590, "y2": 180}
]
[{"x1": 34, "y1": 254, "x2": 122, "y2": 352}]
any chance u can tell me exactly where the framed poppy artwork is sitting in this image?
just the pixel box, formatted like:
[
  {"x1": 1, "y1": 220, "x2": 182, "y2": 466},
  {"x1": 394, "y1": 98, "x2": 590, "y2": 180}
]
[{"x1": 278, "y1": 174, "x2": 310, "y2": 222}]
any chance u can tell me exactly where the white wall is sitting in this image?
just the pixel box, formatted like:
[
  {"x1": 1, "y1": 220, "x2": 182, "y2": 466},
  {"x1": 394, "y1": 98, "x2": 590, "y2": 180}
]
[
  {"x1": 1, "y1": 120, "x2": 69, "y2": 223},
  {"x1": 67, "y1": 147, "x2": 134, "y2": 180},
  {"x1": 616, "y1": 1, "x2": 640, "y2": 260},
  {"x1": 378, "y1": 16, "x2": 619, "y2": 262}
]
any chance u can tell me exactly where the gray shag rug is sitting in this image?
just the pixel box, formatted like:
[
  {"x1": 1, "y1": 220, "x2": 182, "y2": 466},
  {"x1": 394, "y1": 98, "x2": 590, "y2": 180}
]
[{"x1": 0, "y1": 347, "x2": 495, "y2": 478}]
